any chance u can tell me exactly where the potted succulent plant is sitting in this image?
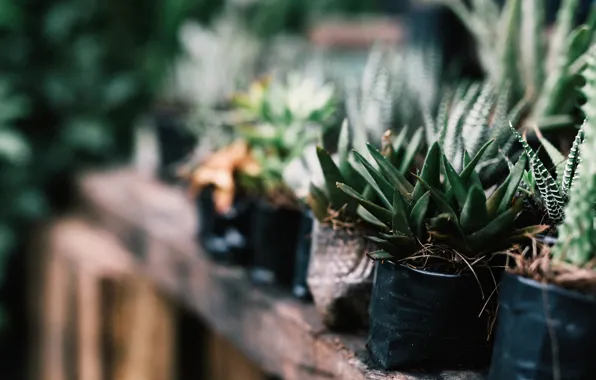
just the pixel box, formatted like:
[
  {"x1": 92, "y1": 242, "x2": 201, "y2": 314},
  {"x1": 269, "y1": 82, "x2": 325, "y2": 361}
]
[
  {"x1": 337, "y1": 138, "x2": 545, "y2": 370},
  {"x1": 232, "y1": 72, "x2": 338, "y2": 287},
  {"x1": 307, "y1": 119, "x2": 423, "y2": 331},
  {"x1": 488, "y1": 52, "x2": 596, "y2": 380}
]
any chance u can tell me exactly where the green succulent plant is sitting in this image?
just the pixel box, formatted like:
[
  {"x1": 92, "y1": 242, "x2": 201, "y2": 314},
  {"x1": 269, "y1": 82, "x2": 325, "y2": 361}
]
[
  {"x1": 345, "y1": 45, "x2": 442, "y2": 144},
  {"x1": 308, "y1": 120, "x2": 422, "y2": 223},
  {"x1": 551, "y1": 45, "x2": 596, "y2": 268},
  {"x1": 510, "y1": 121, "x2": 585, "y2": 225},
  {"x1": 425, "y1": 81, "x2": 526, "y2": 186},
  {"x1": 442, "y1": 0, "x2": 596, "y2": 130},
  {"x1": 231, "y1": 74, "x2": 338, "y2": 205},
  {"x1": 336, "y1": 139, "x2": 545, "y2": 268}
]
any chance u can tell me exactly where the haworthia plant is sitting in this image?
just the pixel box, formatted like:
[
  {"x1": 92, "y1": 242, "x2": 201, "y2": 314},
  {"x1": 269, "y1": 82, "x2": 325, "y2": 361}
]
[
  {"x1": 346, "y1": 45, "x2": 442, "y2": 144},
  {"x1": 443, "y1": 0, "x2": 596, "y2": 130},
  {"x1": 551, "y1": 45, "x2": 596, "y2": 268},
  {"x1": 510, "y1": 122, "x2": 586, "y2": 225},
  {"x1": 336, "y1": 140, "x2": 545, "y2": 263},
  {"x1": 426, "y1": 81, "x2": 526, "y2": 186}
]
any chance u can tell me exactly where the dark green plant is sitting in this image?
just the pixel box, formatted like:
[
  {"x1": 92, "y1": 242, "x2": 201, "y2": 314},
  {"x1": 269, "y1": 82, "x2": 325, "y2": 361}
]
[
  {"x1": 309, "y1": 121, "x2": 422, "y2": 223},
  {"x1": 337, "y1": 140, "x2": 545, "y2": 270}
]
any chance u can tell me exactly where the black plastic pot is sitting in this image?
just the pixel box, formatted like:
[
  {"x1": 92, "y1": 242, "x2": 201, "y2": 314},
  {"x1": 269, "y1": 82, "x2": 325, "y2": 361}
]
[
  {"x1": 197, "y1": 186, "x2": 254, "y2": 266},
  {"x1": 489, "y1": 272, "x2": 596, "y2": 380},
  {"x1": 368, "y1": 262, "x2": 496, "y2": 370},
  {"x1": 250, "y1": 200, "x2": 302, "y2": 286},
  {"x1": 154, "y1": 107, "x2": 196, "y2": 182},
  {"x1": 292, "y1": 210, "x2": 313, "y2": 300}
]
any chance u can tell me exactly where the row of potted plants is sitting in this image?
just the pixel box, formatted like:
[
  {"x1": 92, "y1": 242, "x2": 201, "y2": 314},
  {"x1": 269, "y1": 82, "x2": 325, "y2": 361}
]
[{"x1": 175, "y1": 0, "x2": 596, "y2": 378}]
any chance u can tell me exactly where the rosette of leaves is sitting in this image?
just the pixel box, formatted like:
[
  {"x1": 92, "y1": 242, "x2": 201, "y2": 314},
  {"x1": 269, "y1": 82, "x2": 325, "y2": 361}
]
[
  {"x1": 336, "y1": 140, "x2": 545, "y2": 269},
  {"x1": 441, "y1": 0, "x2": 596, "y2": 130},
  {"x1": 308, "y1": 119, "x2": 423, "y2": 224},
  {"x1": 232, "y1": 74, "x2": 338, "y2": 206}
]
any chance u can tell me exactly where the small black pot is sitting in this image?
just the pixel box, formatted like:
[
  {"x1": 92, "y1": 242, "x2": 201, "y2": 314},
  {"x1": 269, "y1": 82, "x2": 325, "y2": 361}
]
[
  {"x1": 197, "y1": 186, "x2": 254, "y2": 266},
  {"x1": 154, "y1": 107, "x2": 196, "y2": 182},
  {"x1": 250, "y1": 200, "x2": 302, "y2": 287},
  {"x1": 292, "y1": 210, "x2": 314, "y2": 300},
  {"x1": 368, "y1": 262, "x2": 495, "y2": 370},
  {"x1": 489, "y1": 272, "x2": 596, "y2": 380}
]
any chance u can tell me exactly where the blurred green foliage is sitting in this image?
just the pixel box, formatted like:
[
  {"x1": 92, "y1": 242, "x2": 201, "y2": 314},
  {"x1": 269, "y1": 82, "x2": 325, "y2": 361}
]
[
  {"x1": 0, "y1": 0, "x2": 223, "y2": 316},
  {"x1": 237, "y1": 0, "x2": 385, "y2": 38}
]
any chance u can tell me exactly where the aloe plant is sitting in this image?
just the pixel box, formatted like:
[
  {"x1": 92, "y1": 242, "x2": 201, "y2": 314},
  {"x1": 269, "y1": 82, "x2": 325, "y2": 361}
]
[
  {"x1": 308, "y1": 120, "x2": 422, "y2": 223},
  {"x1": 551, "y1": 45, "x2": 596, "y2": 268},
  {"x1": 336, "y1": 139, "x2": 545, "y2": 267},
  {"x1": 443, "y1": 0, "x2": 596, "y2": 130}
]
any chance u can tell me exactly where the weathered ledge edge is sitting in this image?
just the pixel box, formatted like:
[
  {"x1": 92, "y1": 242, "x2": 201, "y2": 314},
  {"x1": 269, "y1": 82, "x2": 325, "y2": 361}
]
[{"x1": 76, "y1": 169, "x2": 486, "y2": 380}]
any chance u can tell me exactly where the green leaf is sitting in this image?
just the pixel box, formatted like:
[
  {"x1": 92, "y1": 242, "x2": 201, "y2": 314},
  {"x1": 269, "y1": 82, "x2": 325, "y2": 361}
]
[
  {"x1": 358, "y1": 207, "x2": 389, "y2": 229},
  {"x1": 316, "y1": 146, "x2": 350, "y2": 210},
  {"x1": 366, "y1": 143, "x2": 414, "y2": 198},
  {"x1": 337, "y1": 119, "x2": 351, "y2": 174},
  {"x1": 460, "y1": 139, "x2": 494, "y2": 183},
  {"x1": 486, "y1": 176, "x2": 511, "y2": 218},
  {"x1": 460, "y1": 186, "x2": 488, "y2": 233},
  {"x1": 463, "y1": 150, "x2": 483, "y2": 188},
  {"x1": 442, "y1": 154, "x2": 468, "y2": 210},
  {"x1": 412, "y1": 142, "x2": 442, "y2": 201},
  {"x1": 467, "y1": 198, "x2": 523, "y2": 252},
  {"x1": 367, "y1": 250, "x2": 394, "y2": 261},
  {"x1": 392, "y1": 190, "x2": 412, "y2": 237},
  {"x1": 497, "y1": 154, "x2": 527, "y2": 214},
  {"x1": 352, "y1": 151, "x2": 393, "y2": 209},
  {"x1": 409, "y1": 191, "x2": 431, "y2": 237},
  {"x1": 366, "y1": 236, "x2": 398, "y2": 252},
  {"x1": 308, "y1": 183, "x2": 330, "y2": 222},
  {"x1": 337, "y1": 183, "x2": 393, "y2": 225},
  {"x1": 399, "y1": 128, "x2": 423, "y2": 173},
  {"x1": 414, "y1": 175, "x2": 458, "y2": 218}
]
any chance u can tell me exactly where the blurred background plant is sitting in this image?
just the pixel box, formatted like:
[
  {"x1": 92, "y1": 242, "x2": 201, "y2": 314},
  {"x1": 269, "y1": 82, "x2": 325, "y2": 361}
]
[{"x1": 0, "y1": 0, "x2": 224, "y2": 373}]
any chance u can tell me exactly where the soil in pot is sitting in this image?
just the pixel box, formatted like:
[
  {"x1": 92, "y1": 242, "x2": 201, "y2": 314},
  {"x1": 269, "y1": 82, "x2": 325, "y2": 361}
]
[
  {"x1": 307, "y1": 221, "x2": 375, "y2": 331},
  {"x1": 250, "y1": 199, "x2": 302, "y2": 287},
  {"x1": 368, "y1": 262, "x2": 496, "y2": 370},
  {"x1": 197, "y1": 186, "x2": 254, "y2": 266},
  {"x1": 489, "y1": 272, "x2": 596, "y2": 380},
  {"x1": 292, "y1": 210, "x2": 314, "y2": 301}
]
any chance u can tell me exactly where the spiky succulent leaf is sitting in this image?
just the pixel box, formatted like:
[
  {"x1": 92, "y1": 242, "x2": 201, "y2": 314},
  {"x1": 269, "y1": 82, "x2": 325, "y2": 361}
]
[
  {"x1": 316, "y1": 146, "x2": 350, "y2": 211},
  {"x1": 412, "y1": 142, "x2": 442, "y2": 201},
  {"x1": 352, "y1": 151, "x2": 393, "y2": 209},
  {"x1": 562, "y1": 121, "x2": 585, "y2": 196},
  {"x1": 461, "y1": 186, "x2": 489, "y2": 232},
  {"x1": 366, "y1": 143, "x2": 414, "y2": 198},
  {"x1": 336, "y1": 183, "x2": 393, "y2": 225},
  {"x1": 392, "y1": 190, "x2": 412, "y2": 237}
]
